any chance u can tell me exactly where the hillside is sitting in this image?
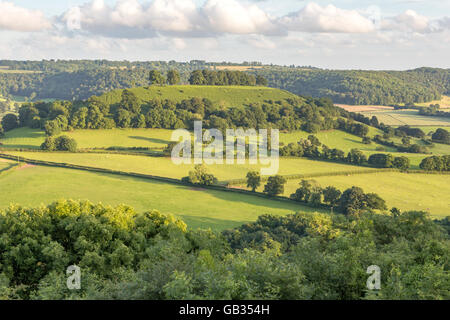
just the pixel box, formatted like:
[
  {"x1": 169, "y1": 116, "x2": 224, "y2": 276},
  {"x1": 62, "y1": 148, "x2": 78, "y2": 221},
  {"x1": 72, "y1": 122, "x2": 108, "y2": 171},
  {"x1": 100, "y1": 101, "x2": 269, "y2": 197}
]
[
  {"x1": 0, "y1": 60, "x2": 448, "y2": 105},
  {"x1": 252, "y1": 67, "x2": 449, "y2": 105},
  {"x1": 97, "y1": 85, "x2": 299, "y2": 108}
]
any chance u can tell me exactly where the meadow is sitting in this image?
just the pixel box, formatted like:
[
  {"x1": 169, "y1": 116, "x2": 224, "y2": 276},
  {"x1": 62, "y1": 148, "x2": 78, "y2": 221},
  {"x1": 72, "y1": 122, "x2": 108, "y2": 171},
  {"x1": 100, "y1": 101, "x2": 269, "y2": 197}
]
[
  {"x1": 234, "y1": 171, "x2": 450, "y2": 218},
  {"x1": 2, "y1": 150, "x2": 377, "y2": 182},
  {"x1": 97, "y1": 85, "x2": 298, "y2": 108},
  {"x1": 0, "y1": 164, "x2": 319, "y2": 231}
]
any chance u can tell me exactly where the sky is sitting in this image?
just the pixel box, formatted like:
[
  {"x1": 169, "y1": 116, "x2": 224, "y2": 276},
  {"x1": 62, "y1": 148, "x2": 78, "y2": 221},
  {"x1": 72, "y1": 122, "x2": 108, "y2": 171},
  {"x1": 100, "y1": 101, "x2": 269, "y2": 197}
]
[{"x1": 0, "y1": 0, "x2": 449, "y2": 70}]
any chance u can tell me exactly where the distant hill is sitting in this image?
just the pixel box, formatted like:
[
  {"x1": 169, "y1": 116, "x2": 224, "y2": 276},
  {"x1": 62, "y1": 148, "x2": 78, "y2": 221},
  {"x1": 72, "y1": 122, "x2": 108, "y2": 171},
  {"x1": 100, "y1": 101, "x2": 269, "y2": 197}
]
[
  {"x1": 251, "y1": 67, "x2": 450, "y2": 105},
  {"x1": 96, "y1": 85, "x2": 300, "y2": 108},
  {"x1": 0, "y1": 60, "x2": 448, "y2": 105}
]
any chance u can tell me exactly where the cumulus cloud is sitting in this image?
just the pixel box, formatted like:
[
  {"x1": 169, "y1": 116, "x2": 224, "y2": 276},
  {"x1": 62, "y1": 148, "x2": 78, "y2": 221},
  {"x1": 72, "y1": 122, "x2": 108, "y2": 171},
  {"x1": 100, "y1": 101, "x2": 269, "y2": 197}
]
[
  {"x1": 59, "y1": 0, "x2": 281, "y2": 38},
  {"x1": 381, "y1": 10, "x2": 429, "y2": 32},
  {"x1": 280, "y1": 3, "x2": 375, "y2": 33},
  {"x1": 203, "y1": 0, "x2": 280, "y2": 35},
  {"x1": 0, "y1": 1, "x2": 51, "y2": 32}
]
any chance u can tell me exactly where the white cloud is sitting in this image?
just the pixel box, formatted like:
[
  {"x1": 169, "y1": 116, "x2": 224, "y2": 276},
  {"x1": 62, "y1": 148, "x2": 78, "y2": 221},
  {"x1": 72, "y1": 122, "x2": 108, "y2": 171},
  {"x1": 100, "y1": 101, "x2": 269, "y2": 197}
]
[
  {"x1": 203, "y1": 0, "x2": 279, "y2": 35},
  {"x1": 0, "y1": 1, "x2": 51, "y2": 32},
  {"x1": 280, "y1": 3, "x2": 375, "y2": 33},
  {"x1": 59, "y1": 0, "x2": 281, "y2": 38},
  {"x1": 381, "y1": 10, "x2": 429, "y2": 32}
]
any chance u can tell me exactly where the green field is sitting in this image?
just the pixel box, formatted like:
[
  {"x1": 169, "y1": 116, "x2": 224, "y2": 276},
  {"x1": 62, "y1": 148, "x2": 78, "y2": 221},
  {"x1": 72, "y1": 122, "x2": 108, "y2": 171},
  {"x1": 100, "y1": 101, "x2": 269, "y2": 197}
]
[
  {"x1": 283, "y1": 173, "x2": 450, "y2": 218},
  {"x1": 97, "y1": 85, "x2": 299, "y2": 108},
  {"x1": 2, "y1": 151, "x2": 377, "y2": 182},
  {"x1": 234, "y1": 171, "x2": 449, "y2": 218},
  {"x1": 362, "y1": 109, "x2": 450, "y2": 126},
  {"x1": 280, "y1": 129, "x2": 397, "y2": 152},
  {"x1": 0, "y1": 128, "x2": 46, "y2": 149},
  {"x1": 0, "y1": 164, "x2": 319, "y2": 231}
]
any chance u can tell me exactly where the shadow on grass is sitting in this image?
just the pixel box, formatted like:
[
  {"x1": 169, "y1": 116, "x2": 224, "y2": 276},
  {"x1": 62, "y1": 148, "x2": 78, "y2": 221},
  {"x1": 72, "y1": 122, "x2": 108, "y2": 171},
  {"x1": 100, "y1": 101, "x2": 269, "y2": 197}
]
[{"x1": 129, "y1": 136, "x2": 171, "y2": 145}]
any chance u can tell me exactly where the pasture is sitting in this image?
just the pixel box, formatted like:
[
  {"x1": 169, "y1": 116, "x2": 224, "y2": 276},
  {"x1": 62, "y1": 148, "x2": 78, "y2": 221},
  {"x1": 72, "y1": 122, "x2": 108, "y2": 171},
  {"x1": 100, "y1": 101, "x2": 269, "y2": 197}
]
[
  {"x1": 283, "y1": 173, "x2": 450, "y2": 218},
  {"x1": 0, "y1": 164, "x2": 319, "y2": 231},
  {"x1": 2, "y1": 151, "x2": 377, "y2": 182},
  {"x1": 97, "y1": 85, "x2": 298, "y2": 108},
  {"x1": 234, "y1": 171, "x2": 450, "y2": 218},
  {"x1": 361, "y1": 109, "x2": 450, "y2": 126},
  {"x1": 280, "y1": 129, "x2": 397, "y2": 152}
]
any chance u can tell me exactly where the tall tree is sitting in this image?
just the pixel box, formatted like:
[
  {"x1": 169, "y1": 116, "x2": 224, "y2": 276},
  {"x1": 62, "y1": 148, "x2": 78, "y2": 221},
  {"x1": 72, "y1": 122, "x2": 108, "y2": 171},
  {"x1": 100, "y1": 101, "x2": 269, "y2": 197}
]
[{"x1": 167, "y1": 70, "x2": 181, "y2": 85}]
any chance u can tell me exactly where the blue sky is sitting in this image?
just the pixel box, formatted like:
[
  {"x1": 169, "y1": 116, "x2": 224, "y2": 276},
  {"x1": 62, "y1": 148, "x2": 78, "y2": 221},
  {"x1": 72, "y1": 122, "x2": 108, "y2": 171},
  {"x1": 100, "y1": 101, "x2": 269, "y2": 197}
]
[{"x1": 1, "y1": 0, "x2": 449, "y2": 69}]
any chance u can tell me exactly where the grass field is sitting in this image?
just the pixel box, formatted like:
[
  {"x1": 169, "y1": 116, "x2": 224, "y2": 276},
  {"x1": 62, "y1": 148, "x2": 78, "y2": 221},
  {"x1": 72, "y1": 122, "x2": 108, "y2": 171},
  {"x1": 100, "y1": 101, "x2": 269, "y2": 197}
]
[
  {"x1": 0, "y1": 128, "x2": 46, "y2": 149},
  {"x1": 284, "y1": 173, "x2": 449, "y2": 218},
  {"x1": 280, "y1": 129, "x2": 397, "y2": 152},
  {"x1": 1, "y1": 127, "x2": 397, "y2": 153},
  {"x1": 362, "y1": 109, "x2": 450, "y2": 126},
  {"x1": 2, "y1": 151, "x2": 378, "y2": 182},
  {"x1": 234, "y1": 171, "x2": 449, "y2": 218},
  {"x1": 0, "y1": 165, "x2": 320, "y2": 231},
  {"x1": 97, "y1": 85, "x2": 299, "y2": 108}
]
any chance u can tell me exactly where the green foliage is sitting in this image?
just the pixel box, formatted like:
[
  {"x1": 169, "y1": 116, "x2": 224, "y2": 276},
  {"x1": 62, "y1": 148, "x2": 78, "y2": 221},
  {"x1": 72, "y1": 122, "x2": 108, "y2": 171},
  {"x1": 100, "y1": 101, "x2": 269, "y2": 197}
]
[
  {"x1": 0, "y1": 200, "x2": 448, "y2": 300},
  {"x1": 1, "y1": 113, "x2": 19, "y2": 132},
  {"x1": 149, "y1": 70, "x2": 165, "y2": 86},
  {"x1": 368, "y1": 153, "x2": 394, "y2": 168},
  {"x1": 188, "y1": 70, "x2": 261, "y2": 86},
  {"x1": 263, "y1": 175, "x2": 287, "y2": 196},
  {"x1": 420, "y1": 155, "x2": 450, "y2": 171},
  {"x1": 252, "y1": 67, "x2": 446, "y2": 105},
  {"x1": 0, "y1": 200, "x2": 187, "y2": 299},
  {"x1": 393, "y1": 156, "x2": 410, "y2": 171},
  {"x1": 183, "y1": 165, "x2": 218, "y2": 186},
  {"x1": 40, "y1": 136, "x2": 56, "y2": 151},
  {"x1": 432, "y1": 128, "x2": 450, "y2": 144},
  {"x1": 338, "y1": 186, "x2": 387, "y2": 215},
  {"x1": 54, "y1": 135, "x2": 77, "y2": 152},
  {"x1": 246, "y1": 171, "x2": 261, "y2": 192},
  {"x1": 41, "y1": 135, "x2": 77, "y2": 152},
  {"x1": 167, "y1": 70, "x2": 180, "y2": 85}
]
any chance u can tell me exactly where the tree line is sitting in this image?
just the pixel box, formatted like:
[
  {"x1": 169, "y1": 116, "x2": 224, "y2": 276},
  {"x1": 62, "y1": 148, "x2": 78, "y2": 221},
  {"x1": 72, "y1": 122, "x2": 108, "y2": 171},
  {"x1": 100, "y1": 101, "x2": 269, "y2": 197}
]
[
  {"x1": 9, "y1": 89, "x2": 343, "y2": 137},
  {"x1": 280, "y1": 135, "x2": 411, "y2": 170}
]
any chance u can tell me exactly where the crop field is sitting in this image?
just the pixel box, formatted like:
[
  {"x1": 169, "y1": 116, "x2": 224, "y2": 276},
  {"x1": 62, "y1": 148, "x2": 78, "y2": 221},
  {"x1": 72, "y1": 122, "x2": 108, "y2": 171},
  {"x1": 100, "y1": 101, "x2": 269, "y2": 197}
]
[
  {"x1": 97, "y1": 85, "x2": 298, "y2": 108},
  {"x1": 0, "y1": 164, "x2": 319, "y2": 231},
  {"x1": 361, "y1": 109, "x2": 450, "y2": 126},
  {"x1": 335, "y1": 104, "x2": 394, "y2": 112},
  {"x1": 2, "y1": 151, "x2": 378, "y2": 182}
]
